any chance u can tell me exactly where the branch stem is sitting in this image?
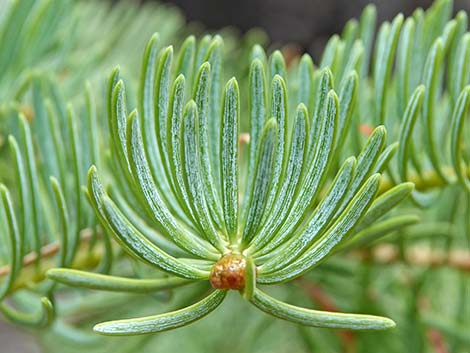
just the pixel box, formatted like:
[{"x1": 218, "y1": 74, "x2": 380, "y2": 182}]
[
  {"x1": 0, "y1": 230, "x2": 103, "y2": 295},
  {"x1": 378, "y1": 166, "x2": 468, "y2": 194}
]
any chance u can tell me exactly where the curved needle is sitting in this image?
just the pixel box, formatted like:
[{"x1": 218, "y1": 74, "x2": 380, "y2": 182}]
[
  {"x1": 0, "y1": 297, "x2": 54, "y2": 328},
  {"x1": 47, "y1": 268, "x2": 193, "y2": 293},
  {"x1": 250, "y1": 289, "x2": 395, "y2": 330},
  {"x1": 94, "y1": 290, "x2": 226, "y2": 335}
]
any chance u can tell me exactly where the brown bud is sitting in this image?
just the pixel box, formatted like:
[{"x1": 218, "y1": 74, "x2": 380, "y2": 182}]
[{"x1": 209, "y1": 254, "x2": 246, "y2": 290}]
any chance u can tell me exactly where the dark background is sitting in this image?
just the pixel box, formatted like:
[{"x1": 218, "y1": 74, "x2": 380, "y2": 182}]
[{"x1": 158, "y1": 0, "x2": 470, "y2": 57}]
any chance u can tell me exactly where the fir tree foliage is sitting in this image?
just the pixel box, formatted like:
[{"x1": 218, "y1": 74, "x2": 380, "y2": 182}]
[{"x1": 0, "y1": 0, "x2": 469, "y2": 351}]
